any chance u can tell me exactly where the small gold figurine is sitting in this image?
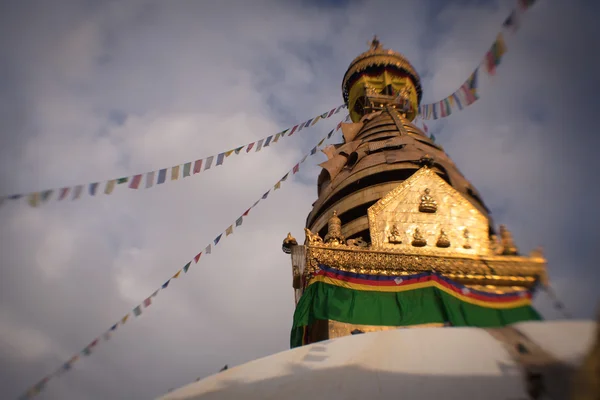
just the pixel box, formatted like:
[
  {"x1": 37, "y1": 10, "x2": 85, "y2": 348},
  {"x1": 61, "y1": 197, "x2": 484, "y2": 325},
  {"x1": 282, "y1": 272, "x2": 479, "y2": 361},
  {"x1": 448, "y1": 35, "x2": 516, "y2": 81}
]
[
  {"x1": 282, "y1": 232, "x2": 298, "y2": 254},
  {"x1": 499, "y1": 225, "x2": 519, "y2": 255},
  {"x1": 304, "y1": 228, "x2": 323, "y2": 245},
  {"x1": 463, "y1": 228, "x2": 472, "y2": 249},
  {"x1": 419, "y1": 188, "x2": 437, "y2": 213},
  {"x1": 324, "y1": 210, "x2": 346, "y2": 245},
  {"x1": 347, "y1": 237, "x2": 368, "y2": 248},
  {"x1": 387, "y1": 224, "x2": 403, "y2": 244},
  {"x1": 436, "y1": 228, "x2": 451, "y2": 248},
  {"x1": 411, "y1": 228, "x2": 427, "y2": 247},
  {"x1": 489, "y1": 234, "x2": 502, "y2": 255}
]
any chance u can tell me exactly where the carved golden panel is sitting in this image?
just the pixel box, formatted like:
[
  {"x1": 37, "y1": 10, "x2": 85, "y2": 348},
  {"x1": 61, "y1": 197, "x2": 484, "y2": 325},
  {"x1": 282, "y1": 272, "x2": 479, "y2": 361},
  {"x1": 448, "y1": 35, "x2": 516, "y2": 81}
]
[
  {"x1": 368, "y1": 167, "x2": 490, "y2": 256},
  {"x1": 328, "y1": 320, "x2": 444, "y2": 339}
]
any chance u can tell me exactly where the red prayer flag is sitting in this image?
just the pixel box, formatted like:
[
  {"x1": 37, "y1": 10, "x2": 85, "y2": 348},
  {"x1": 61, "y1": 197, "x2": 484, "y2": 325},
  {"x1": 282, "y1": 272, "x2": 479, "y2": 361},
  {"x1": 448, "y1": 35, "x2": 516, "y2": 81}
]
[
  {"x1": 485, "y1": 51, "x2": 496, "y2": 75},
  {"x1": 327, "y1": 108, "x2": 336, "y2": 118},
  {"x1": 194, "y1": 252, "x2": 202, "y2": 263},
  {"x1": 129, "y1": 174, "x2": 142, "y2": 189},
  {"x1": 59, "y1": 187, "x2": 70, "y2": 200},
  {"x1": 293, "y1": 163, "x2": 300, "y2": 174},
  {"x1": 336, "y1": 122, "x2": 342, "y2": 131},
  {"x1": 143, "y1": 297, "x2": 152, "y2": 307},
  {"x1": 246, "y1": 142, "x2": 255, "y2": 153},
  {"x1": 193, "y1": 159, "x2": 203, "y2": 174},
  {"x1": 288, "y1": 125, "x2": 299, "y2": 136},
  {"x1": 242, "y1": 208, "x2": 251, "y2": 217}
]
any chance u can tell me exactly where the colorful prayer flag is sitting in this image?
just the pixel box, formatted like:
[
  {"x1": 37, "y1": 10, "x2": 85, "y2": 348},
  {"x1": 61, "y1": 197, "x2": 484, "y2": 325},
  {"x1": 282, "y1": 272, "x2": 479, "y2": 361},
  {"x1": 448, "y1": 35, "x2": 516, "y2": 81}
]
[
  {"x1": 117, "y1": 177, "x2": 128, "y2": 184},
  {"x1": 226, "y1": 225, "x2": 233, "y2": 236},
  {"x1": 58, "y1": 188, "x2": 70, "y2": 200},
  {"x1": 205, "y1": 156, "x2": 214, "y2": 170},
  {"x1": 293, "y1": 164, "x2": 300, "y2": 174},
  {"x1": 193, "y1": 159, "x2": 203, "y2": 174},
  {"x1": 185, "y1": 259, "x2": 193, "y2": 271},
  {"x1": 327, "y1": 108, "x2": 336, "y2": 118},
  {"x1": 171, "y1": 165, "x2": 180, "y2": 180},
  {"x1": 288, "y1": 125, "x2": 299, "y2": 136},
  {"x1": 121, "y1": 314, "x2": 129, "y2": 324},
  {"x1": 133, "y1": 306, "x2": 142, "y2": 317},
  {"x1": 162, "y1": 280, "x2": 170, "y2": 289},
  {"x1": 262, "y1": 191, "x2": 269, "y2": 200},
  {"x1": 105, "y1": 180, "x2": 116, "y2": 194},
  {"x1": 146, "y1": 171, "x2": 155, "y2": 188},
  {"x1": 41, "y1": 190, "x2": 52, "y2": 201},
  {"x1": 246, "y1": 142, "x2": 255, "y2": 152},
  {"x1": 264, "y1": 135, "x2": 273, "y2": 147},
  {"x1": 242, "y1": 208, "x2": 251, "y2": 217},
  {"x1": 256, "y1": 139, "x2": 264, "y2": 152},
  {"x1": 281, "y1": 172, "x2": 289, "y2": 181},
  {"x1": 216, "y1": 153, "x2": 225, "y2": 166},
  {"x1": 172, "y1": 270, "x2": 181, "y2": 279},
  {"x1": 274, "y1": 181, "x2": 281, "y2": 190},
  {"x1": 143, "y1": 297, "x2": 152, "y2": 307},
  {"x1": 183, "y1": 163, "x2": 191, "y2": 177},
  {"x1": 214, "y1": 234, "x2": 222, "y2": 246},
  {"x1": 205, "y1": 244, "x2": 212, "y2": 254},
  {"x1": 157, "y1": 169, "x2": 167, "y2": 184},
  {"x1": 234, "y1": 146, "x2": 244, "y2": 154},
  {"x1": 89, "y1": 182, "x2": 99, "y2": 196},
  {"x1": 28, "y1": 193, "x2": 40, "y2": 207},
  {"x1": 310, "y1": 146, "x2": 317, "y2": 155},
  {"x1": 225, "y1": 149, "x2": 234, "y2": 157},
  {"x1": 235, "y1": 216, "x2": 243, "y2": 227},
  {"x1": 129, "y1": 174, "x2": 142, "y2": 189},
  {"x1": 194, "y1": 251, "x2": 201, "y2": 263},
  {"x1": 327, "y1": 129, "x2": 334, "y2": 139},
  {"x1": 444, "y1": 98, "x2": 452, "y2": 116},
  {"x1": 273, "y1": 133, "x2": 282, "y2": 143}
]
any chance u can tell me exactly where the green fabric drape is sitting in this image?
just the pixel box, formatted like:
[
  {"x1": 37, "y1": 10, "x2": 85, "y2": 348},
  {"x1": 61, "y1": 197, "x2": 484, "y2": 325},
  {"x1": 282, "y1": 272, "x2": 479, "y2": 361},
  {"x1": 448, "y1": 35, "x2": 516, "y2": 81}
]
[{"x1": 291, "y1": 281, "x2": 541, "y2": 348}]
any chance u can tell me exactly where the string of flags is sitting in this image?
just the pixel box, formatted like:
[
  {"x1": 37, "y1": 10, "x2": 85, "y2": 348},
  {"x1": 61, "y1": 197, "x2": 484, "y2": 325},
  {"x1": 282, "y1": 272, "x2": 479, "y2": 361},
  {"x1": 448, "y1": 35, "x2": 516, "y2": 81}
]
[
  {"x1": 1, "y1": 105, "x2": 347, "y2": 209},
  {"x1": 417, "y1": 0, "x2": 538, "y2": 120},
  {"x1": 17, "y1": 114, "x2": 350, "y2": 400}
]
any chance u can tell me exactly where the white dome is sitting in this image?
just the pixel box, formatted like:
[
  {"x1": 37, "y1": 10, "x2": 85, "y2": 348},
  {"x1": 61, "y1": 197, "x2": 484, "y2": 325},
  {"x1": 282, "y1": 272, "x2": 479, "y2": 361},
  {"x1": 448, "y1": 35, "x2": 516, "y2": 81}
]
[{"x1": 158, "y1": 320, "x2": 595, "y2": 400}]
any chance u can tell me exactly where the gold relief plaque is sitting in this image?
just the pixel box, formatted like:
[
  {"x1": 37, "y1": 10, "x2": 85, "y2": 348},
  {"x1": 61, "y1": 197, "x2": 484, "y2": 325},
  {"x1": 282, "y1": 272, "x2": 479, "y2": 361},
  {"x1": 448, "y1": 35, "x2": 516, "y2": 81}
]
[{"x1": 368, "y1": 167, "x2": 490, "y2": 256}]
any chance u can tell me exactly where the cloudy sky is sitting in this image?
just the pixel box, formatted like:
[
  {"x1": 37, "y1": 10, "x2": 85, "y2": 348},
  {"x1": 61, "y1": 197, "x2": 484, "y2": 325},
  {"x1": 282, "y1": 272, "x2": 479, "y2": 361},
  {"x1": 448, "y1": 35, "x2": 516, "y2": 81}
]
[{"x1": 0, "y1": 0, "x2": 598, "y2": 398}]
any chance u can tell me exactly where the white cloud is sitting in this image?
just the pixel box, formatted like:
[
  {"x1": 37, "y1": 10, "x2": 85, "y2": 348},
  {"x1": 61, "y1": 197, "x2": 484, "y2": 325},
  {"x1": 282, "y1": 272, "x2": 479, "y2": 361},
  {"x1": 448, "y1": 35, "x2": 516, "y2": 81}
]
[{"x1": 0, "y1": 0, "x2": 598, "y2": 399}]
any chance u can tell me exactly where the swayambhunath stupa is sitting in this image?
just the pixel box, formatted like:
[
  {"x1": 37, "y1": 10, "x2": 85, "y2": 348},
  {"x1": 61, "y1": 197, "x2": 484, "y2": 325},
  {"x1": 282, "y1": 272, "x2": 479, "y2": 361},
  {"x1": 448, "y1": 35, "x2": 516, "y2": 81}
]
[
  {"x1": 6, "y1": 1, "x2": 599, "y2": 399},
  {"x1": 158, "y1": 37, "x2": 599, "y2": 400}
]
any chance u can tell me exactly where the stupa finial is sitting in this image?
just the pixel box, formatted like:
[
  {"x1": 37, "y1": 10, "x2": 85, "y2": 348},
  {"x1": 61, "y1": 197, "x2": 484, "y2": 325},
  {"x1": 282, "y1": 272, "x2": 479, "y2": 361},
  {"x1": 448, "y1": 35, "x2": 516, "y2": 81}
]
[{"x1": 369, "y1": 35, "x2": 382, "y2": 50}]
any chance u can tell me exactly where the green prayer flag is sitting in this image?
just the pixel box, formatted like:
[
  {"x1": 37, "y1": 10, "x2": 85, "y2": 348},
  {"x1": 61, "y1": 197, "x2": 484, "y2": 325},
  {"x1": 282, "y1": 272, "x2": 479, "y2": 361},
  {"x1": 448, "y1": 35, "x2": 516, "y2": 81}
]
[
  {"x1": 117, "y1": 177, "x2": 129, "y2": 184},
  {"x1": 183, "y1": 162, "x2": 191, "y2": 177}
]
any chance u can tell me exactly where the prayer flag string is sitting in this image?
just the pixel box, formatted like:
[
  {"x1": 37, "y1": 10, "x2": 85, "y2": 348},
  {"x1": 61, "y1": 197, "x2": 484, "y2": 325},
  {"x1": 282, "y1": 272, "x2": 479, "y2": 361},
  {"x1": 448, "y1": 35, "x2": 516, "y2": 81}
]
[
  {"x1": 417, "y1": 0, "x2": 538, "y2": 120},
  {"x1": 1, "y1": 105, "x2": 347, "y2": 209},
  {"x1": 17, "y1": 114, "x2": 350, "y2": 400}
]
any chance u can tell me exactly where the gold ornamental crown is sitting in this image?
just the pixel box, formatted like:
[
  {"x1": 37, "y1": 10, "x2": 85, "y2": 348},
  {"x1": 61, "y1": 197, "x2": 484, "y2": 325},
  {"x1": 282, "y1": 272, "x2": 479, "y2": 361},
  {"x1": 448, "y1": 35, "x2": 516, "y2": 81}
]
[{"x1": 342, "y1": 36, "x2": 423, "y2": 105}]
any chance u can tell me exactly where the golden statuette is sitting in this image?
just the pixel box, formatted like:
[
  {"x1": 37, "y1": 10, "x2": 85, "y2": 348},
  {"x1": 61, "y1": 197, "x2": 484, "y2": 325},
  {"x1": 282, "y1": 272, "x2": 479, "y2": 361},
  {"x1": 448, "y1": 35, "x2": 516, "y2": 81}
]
[
  {"x1": 463, "y1": 228, "x2": 472, "y2": 249},
  {"x1": 411, "y1": 228, "x2": 427, "y2": 247},
  {"x1": 499, "y1": 224, "x2": 519, "y2": 255},
  {"x1": 324, "y1": 210, "x2": 346, "y2": 245},
  {"x1": 436, "y1": 228, "x2": 451, "y2": 248},
  {"x1": 419, "y1": 188, "x2": 437, "y2": 213},
  {"x1": 347, "y1": 237, "x2": 369, "y2": 248},
  {"x1": 304, "y1": 228, "x2": 323, "y2": 245},
  {"x1": 282, "y1": 232, "x2": 298, "y2": 254},
  {"x1": 490, "y1": 234, "x2": 502, "y2": 255},
  {"x1": 388, "y1": 224, "x2": 403, "y2": 244}
]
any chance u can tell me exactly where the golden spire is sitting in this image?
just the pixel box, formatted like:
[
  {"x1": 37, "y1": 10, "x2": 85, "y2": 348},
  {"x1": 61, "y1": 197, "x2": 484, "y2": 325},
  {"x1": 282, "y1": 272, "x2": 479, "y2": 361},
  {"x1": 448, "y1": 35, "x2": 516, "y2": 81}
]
[
  {"x1": 324, "y1": 210, "x2": 345, "y2": 245},
  {"x1": 369, "y1": 35, "x2": 382, "y2": 51}
]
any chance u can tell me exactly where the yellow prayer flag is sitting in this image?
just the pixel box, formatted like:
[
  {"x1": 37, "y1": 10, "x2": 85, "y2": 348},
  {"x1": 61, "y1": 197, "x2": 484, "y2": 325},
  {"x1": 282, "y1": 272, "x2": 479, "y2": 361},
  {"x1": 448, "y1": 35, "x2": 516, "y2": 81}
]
[
  {"x1": 311, "y1": 116, "x2": 321, "y2": 126},
  {"x1": 171, "y1": 166, "x2": 180, "y2": 181},
  {"x1": 448, "y1": 95, "x2": 455, "y2": 108},
  {"x1": 172, "y1": 270, "x2": 181, "y2": 279},
  {"x1": 104, "y1": 180, "x2": 116, "y2": 195},
  {"x1": 121, "y1": 314, "x2": 129, "y2": 324},
  {"x1": 274, "y1": 181, "x2": 281, "y2": 190},
  {"x1": 225, "y1": 149, "x2": 234, "y2": 157},
  {"x1": 28, "y1": 193, "x2": 40, "y2": 207},
  {"x1": 495, "y1": 33, "x2": 507, "y2": 58},
  {"x1": 226, "y1": 225, "x2": 233, "y2": 236}
]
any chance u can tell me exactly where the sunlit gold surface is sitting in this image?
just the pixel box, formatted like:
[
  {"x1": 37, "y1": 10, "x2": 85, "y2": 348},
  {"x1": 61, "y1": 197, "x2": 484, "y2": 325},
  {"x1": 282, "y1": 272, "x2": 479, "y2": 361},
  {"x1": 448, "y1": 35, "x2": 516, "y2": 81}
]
[
  {"x1": 368, "y1": 167, "x2": 491, "y2": 256},
  {"x1": 328, "y1": 320, "x2": 444, "y2": 339}
]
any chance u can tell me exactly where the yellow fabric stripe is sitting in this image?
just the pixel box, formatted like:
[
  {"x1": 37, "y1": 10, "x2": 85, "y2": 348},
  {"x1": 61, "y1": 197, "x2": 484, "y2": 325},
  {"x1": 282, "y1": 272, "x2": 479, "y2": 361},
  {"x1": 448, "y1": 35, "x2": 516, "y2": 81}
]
[{"x1": 307, "y1": 275, "x2": 531, "y2": 310}]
